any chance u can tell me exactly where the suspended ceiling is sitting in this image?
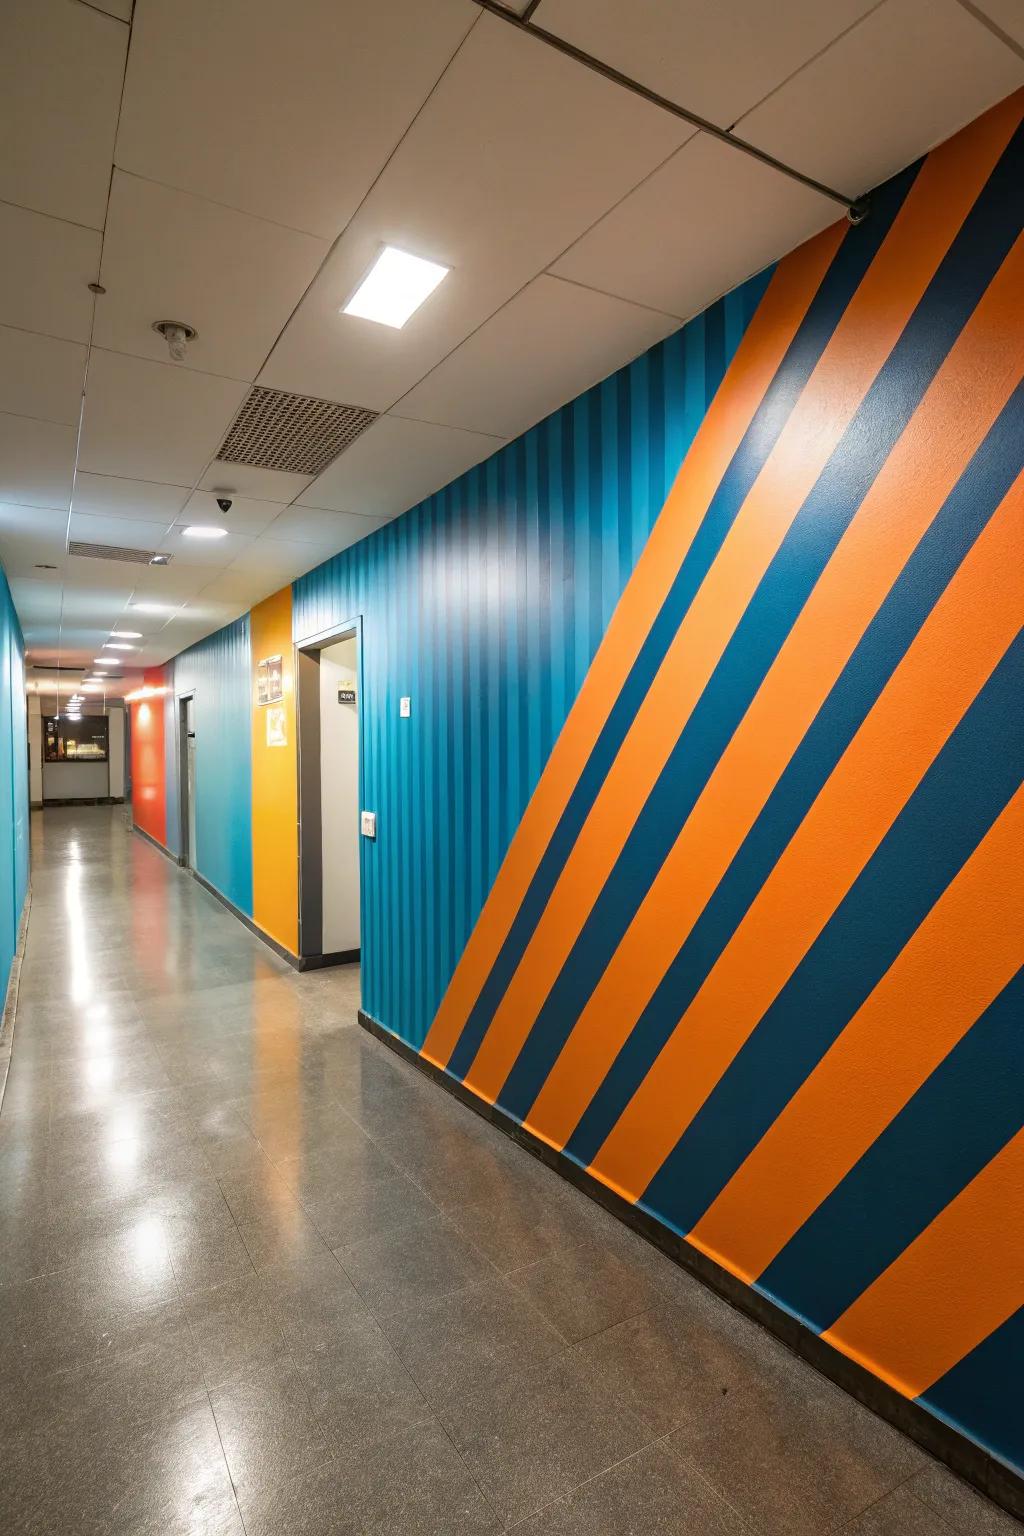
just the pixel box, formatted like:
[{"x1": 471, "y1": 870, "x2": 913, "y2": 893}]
[{"x1": 1, "y1": 0, "x2": 1020, "y2": 701}]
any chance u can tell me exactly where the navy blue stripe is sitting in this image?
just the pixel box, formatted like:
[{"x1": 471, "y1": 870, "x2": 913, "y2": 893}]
[
  {"x1": 755, "y1": 962, "x2": 1024, "y2": 1330},
  {"x1": 498, "y1": 135, "x2": 1024, "y2": 1122},
  {"x1": 566, "y1": 380, "x2": 1024, "y2": 1168},
  {"x1": 922, "y1": 1305, "x2": 1024, "y2": 1472},
  {"x1": 443, "y1": 163, "x2": 921, "y2": 1082}
]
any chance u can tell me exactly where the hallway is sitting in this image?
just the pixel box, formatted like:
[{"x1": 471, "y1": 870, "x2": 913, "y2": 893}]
[{"x1": 0, "y1": 808, "x2": 1015, "y2": 1535}]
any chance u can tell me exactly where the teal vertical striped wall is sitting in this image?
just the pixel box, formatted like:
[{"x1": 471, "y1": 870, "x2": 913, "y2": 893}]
[
  {"x1": 172, "y1": 616, "x2": 253, "y2": 916},
  {"x1": 292, "y1": 272, "x2": 772, "y2": 1046},
  {"x1": 0, "y1": 559, "x2": 28, "y2": 999}
]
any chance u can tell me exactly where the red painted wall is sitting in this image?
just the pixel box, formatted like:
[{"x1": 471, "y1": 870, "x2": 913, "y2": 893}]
[{"x1": 130, "y1": 665, "x2": 167, "y2": 846}]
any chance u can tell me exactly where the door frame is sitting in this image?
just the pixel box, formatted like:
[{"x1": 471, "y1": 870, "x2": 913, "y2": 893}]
[
  {"x1": 295, "y1": 616, "x2": 363, "y2": 964},
  {"x1": 175, "y1": 689, "x2": 196, "y2": 869}
]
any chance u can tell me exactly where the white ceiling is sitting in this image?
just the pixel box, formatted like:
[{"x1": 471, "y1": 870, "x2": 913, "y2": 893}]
[{"x1": 0, "y1": 0, "x2": 1020, "y2": 701}]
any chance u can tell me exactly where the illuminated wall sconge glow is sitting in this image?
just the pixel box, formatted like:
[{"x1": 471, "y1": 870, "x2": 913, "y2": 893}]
[{"x1": 342, "y1": 246, "x2": 449, "y2": 329}]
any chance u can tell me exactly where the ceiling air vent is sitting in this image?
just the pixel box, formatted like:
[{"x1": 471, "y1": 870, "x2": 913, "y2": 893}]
[
  {"x1": 69, "y1": 541, "x2": 171, "y2": 567},
  {"x1": 216, "y1": 385, "x2": 378, "y2": 476}
]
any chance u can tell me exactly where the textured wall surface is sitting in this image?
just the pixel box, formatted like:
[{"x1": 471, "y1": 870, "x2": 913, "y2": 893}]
[
  {"x1": 173, "y1": 616, "x2": 253, "y2": 916},
  {"x1": 129, "y1": 667, "x2": 169, "y2": 847},
  {"x1": 251, "y1": 586, "x2": 298, "y2": 951},
  {"x1": 0, "y1": 559, "x2": 28, "y2": 999},
  {"x1": 425, "y1": 93, "x2": 1024, "y2": 1474},
  {"x1": 292, "y1": 273, "x2": 770, "y2": 1038}
]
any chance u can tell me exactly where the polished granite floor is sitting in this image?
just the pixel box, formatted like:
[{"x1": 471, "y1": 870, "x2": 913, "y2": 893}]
[{"x1": 0, "y1": 807, "x2": 1018, "y2": 1535}]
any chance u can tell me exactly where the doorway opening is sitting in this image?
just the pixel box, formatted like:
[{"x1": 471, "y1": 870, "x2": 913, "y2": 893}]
[
  {"x1": 177, "y1": 692, "x2": 196, "y2": 870},
  {"x1": 296, "y1": 620, "x2": 362, "y2": 966}
]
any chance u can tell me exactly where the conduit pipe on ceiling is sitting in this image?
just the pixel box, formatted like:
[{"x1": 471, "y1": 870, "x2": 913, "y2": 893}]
[{"x1": 469, "y1": 0, "x2": 870, "y2": 221}]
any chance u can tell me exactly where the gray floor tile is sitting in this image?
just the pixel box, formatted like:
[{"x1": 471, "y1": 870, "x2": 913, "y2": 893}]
[
  {"x1": 438, "y1": 1352, "x2": 655, "y2": 1525},
  {"x1": 238, "y1": 1419, "x2": 497, "y2": 1536},
  {"x1": 664, "y1": 1348, "x2": 924, "y2": 1535},
  {"x1": 843, "y1": 1481, "x2": 955, "y2": 1534},
  {"x1": 378, "y1": 1274, "x2": 566, "y2": 1408},
  {"x1": 570, "y1": 1301, "x2": 703, "y2": 1434},
  {"x1": 506, "y1": 1233, "x2": 666, "y2": 1344},
  {"x1": 909, "y1": 1463, "x2": 1024, "y2": 1535},
  {"x1": 290, "y1": 1307, "x2": 431, "y2": 1452},
  {"x1": 211, "y1": 1358, "x2": 329, "y2": 1493},
  {"x1": 512, "y1": 1441, "x2": 752, "y2": 1535},
  {"x1": 335, "y1": 1214, "x2": 497, "y2": 1317},
  {"x1": 182, "y1": 1272, "x2": 292, "y2": 1389}
]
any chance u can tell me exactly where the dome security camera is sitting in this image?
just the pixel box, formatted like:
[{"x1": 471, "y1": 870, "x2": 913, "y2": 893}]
[{"x1": 216, "y1": 497, "x2": 233, "y2": 514}]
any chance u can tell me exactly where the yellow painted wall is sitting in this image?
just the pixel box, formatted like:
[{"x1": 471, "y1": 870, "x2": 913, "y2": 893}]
[{"x1": 251, "y1": 585, "x2": 299, "y2": 954}]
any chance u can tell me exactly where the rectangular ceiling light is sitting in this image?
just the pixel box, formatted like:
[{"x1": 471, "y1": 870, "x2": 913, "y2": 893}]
[{"x1": 342, "y1": 246, "x2": 449, "y2": 329}]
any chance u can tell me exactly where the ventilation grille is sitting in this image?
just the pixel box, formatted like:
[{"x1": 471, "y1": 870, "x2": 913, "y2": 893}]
[
  {"x1": 216, "y1": 386, "x2": 378, "y2": 476},
  {"x1": 69, "y1": 540, "x2": 170, "y2": 566}
]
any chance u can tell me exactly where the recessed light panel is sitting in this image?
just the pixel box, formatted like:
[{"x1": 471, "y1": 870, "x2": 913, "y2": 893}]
[
  {"x1": 342, "y1": 246, "x2": 449, "y2": 329},
  {"x1": 181, "y1": 526, "x2": 228, "y2": 540}
]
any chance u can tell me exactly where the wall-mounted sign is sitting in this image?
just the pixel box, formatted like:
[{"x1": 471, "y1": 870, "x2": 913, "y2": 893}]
[
  {"x1": 338, "y1": 687, "x2": 356, "y2": 705},
  {"x1": 256, "y1": 654, "x2": 283, "y2": 706},
  {"x1": 266, "y1": 705, "x2": 287, "y2": 748}
]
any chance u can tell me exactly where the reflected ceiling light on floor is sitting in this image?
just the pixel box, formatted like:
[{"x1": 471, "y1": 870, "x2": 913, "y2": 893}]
[
  {"x1": 82, "y1": 684, "x2": 103, "y2": 692},
  {"x1": 342, "y1": 245, "x2": 449, "y2": 329},
  {"x1": 181, "y1": 525, "x2": 228, "y2": 539},
  {"x1": 93, "y1": 658, "x2": 118, "y2": 666}
]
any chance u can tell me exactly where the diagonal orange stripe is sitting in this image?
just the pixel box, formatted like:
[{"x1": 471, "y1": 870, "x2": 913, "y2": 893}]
[
  {"x1": 591, "y1": 467, "x2": 1024, "y2": 1202},
  {"x1": 462, "y1": 95, "x2": 1024, "y2": 1104},
  {"x1": 823, "y1": 1126, "x2": 1024, "y2": 1397},
  {"x1": 420, "y1": 221, "x2": 847, "y2": 1069},
  {"x1": 689, "y1": 787, "x2": 1024, "y2": 1284},
  {"x1": 526, "y1": 230, "x2": 1024, "y2": 1153}
]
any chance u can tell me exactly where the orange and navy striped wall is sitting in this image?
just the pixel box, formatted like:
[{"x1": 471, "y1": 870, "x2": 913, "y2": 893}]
[
  {"x1": 418, "y1": 91, "x2": 1024, "y2": 1475},
  {"x1": 137, "y1": 91, "x2": 1024, "y2": 1481}
]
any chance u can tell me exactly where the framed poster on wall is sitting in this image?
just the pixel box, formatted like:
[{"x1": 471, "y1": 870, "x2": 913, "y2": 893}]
[{"x1": 256, "y1": 654, "x2": 283, "y2": 706}]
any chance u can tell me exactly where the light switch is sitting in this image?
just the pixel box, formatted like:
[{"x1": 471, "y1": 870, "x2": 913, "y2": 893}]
[
  {"x1": 399, "y1": 696, "x2": 411, "y2": 717},
  {"x1": 360, "y1": 810, "x2": 377, "y2": 839}
]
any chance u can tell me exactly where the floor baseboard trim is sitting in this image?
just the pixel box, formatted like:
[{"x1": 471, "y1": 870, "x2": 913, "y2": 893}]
[
  {"x1": 0, "y1": 888, "x2": 32, "y2": 1113},
  {"x1": 357, "y1": 1005, "x2": 1024, "y2": 1525}
]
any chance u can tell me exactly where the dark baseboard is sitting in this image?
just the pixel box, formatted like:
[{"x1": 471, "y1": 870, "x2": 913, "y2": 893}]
[
  {"x1": 301, "y1": 947, "x2": 360, "y2": 970},
  {"x1": 131, "y1": 825, "x2": 357, "y2": 975},
  {"x1": 42, "y1": 795, "x2": 125, "y2": 807},
  {"x1": 357, "y1": 1006, "x2": 1024, "y2": 1525}
]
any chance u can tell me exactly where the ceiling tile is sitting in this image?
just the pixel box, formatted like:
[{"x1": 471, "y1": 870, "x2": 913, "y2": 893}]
[
  {"x1": 128, "y1": 562, "x2": 214, "y2": 600},
  {"x1": 9, "y1": 578, "x2": 63, "y2": 621},
  {"x1": 68, "y1": 512, "x2": 170, "y2": 551},
  {"x1": 534, "y1": 0, "x2": 877, "y2": 127},
  {"x1": 116, "y1": 0, "x2": 477, "y2": 238},
  {"x1": 968, "y1": 0, "x2": 1024, "y2": 47},
  {"x1": 227, "y1": 537, "x2": 325, "y2": 579},
  {"x1": 179, "y1": 491, "x2": 285, "y2": 536},
  {"x1": 261, "y1": 506, "x2": 385, "y2": 547},
  {"x1": 199, "y1": 463, "x2": 314, "y2": 504},
  {"x1": 192, "y1": 571, "x2": 268, "y2": 606},
  {"x1": 394, "y1": 275, "x2": 678, "y2": 439},
  {"x1": 0, "y1": 327, "x2": 86, "y2": 427},
  {"x1": 0, "y1": 0, "x2": 127, "y2": 228},
  {"x1": 0, "y1": 504, "x2": 67, "y2": 578},
  {"x1": 298, "y1": 415, "x2": 504, "y2": 519},
  {"x1": 72, "y1": 473, "x2": 191, "y2": 522},
  {"x1": 259, "y1": 14, "x2": 689, "y2": 411},
  {"x1": 78, "y1": 350, "x2": 248, "y2": 484},
  {"x1": 0, "y1": 412, "x2": 76, "y2": 509},
  {"x1": 737, "y1": 0, "x2": 1024, "y2": 198},
  {"x1": 552, "y1": 133, "x2": 835, "y2": 320},
  {"x1": 95, "y1": 173, "x2": 329, "y2": 381},
  {"x1": 0, "y1": 203, "x2": 101, "y2": 344}
]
